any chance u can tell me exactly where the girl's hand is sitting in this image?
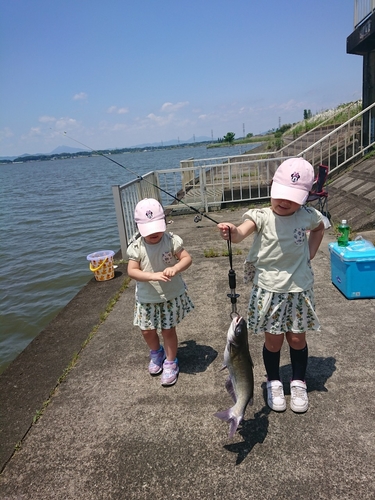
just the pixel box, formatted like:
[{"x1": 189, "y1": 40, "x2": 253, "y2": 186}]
[
  {"x1": 217, "y1": 223, "x2": 237, "y2": 241},
  {"x1": 217, "y1": 219, "x2": 256, "y2": 243},
  {"x1": 152, "y1": 271, "x2": 171, "y2": 282},
  {"x1": 163, "y1": 267, "x2": 177, "y2": 278}
]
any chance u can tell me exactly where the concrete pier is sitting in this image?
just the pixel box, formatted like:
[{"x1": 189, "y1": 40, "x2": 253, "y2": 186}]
[{"x1": 1, "y1": 206, "x2": 375, "y2": 499}]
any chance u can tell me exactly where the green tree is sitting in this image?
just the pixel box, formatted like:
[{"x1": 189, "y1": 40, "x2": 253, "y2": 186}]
[{"x1": 223, "y1": 132, "x2": 235, "y2": 143}]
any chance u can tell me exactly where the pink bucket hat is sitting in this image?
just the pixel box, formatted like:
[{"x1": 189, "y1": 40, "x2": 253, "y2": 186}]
[
  {"x1": 271, "y1": 157, "x2": 315, "y2": 205},
  {"x1": 134, "y1": 198, "x2": 166, "y2": 237}
]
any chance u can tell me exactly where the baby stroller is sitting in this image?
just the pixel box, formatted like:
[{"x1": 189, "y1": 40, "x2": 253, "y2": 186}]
[{"x1": 306, "y1": 164, "x2": 330, "y2": 222}]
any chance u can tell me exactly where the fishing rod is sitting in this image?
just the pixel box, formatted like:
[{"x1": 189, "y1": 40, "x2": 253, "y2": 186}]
[
  {"x1": 63, "y1": 131, "x2": 219, "y2": 225},
  {"x1": 63, "y1": 131, "x2": 239, "y2": 316}
]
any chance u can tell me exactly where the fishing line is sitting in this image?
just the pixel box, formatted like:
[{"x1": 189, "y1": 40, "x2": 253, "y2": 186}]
[
  {"x1": 63, "y1": 131, "x2": 238, "y2": 315},
  {"x1": 63, "y1": 132, "x2": 220, "y2": 225}
]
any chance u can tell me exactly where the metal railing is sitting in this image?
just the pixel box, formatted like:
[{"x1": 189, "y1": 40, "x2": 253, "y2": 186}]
[
  {"x1": 298, "y1": 101, "x2": 375, "y2": 175},
  {"x1": 112, "y1": 172, "x2": 160, "y2": 255},
  {"x1": 113, "y1": 102, "x2": 375, "y2": 256},
  {"x1": 277, "y1": 101, "x2": 362, "y2": 159},
  {"x1": 354, "y1": 0, "x2": 375, "y2": 28}
]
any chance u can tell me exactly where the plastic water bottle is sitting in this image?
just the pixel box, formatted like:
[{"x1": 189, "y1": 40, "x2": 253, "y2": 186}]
[{"x1": 337, "y1": 219, "x2": 350, "y2": 247}]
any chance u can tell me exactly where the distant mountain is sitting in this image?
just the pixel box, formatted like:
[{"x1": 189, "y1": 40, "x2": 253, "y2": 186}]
[
  {"x1": 49, "y1": 145, "x2": 86, "y2": 155},
  {"x1": 0, "y1": 137, "x2": 213, "y2": 161},
  {"x1": 0, "y1": 145, "x2": 85, "y2": 161}
]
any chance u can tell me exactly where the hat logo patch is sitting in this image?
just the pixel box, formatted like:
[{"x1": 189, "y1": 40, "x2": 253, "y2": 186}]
[
  {"x1": 291, "y1": 172, "x2": 300, "y2": 183},
  {"x1": 145, "y1": 210, "x2": 153, "y2": 219}
]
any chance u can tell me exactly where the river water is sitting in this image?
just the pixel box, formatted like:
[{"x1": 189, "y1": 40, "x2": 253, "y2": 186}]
[{"x1": 0, "y1": 143, "x2": 255, "y2": 374}]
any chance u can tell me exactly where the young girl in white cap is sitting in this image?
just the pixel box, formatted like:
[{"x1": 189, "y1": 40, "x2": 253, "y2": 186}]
[
  {"x1": 127, "y1": 198, "x2": 194, "y2": 386},
  {"x1": 218, "y1": 158, "x2": 325, "y2": 412}
]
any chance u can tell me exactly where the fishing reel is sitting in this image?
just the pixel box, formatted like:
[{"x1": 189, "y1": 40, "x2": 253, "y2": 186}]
[{"x1": 194, "y1": 213, "x2": 203, "y2": 223}]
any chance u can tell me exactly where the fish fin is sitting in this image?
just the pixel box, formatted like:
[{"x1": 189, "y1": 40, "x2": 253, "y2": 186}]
[
  {"x1": 213, "y1": 409, "x2": 242, "y2": 439},
  {"x1": 228, "y1": 416, "x2": 242, "y2": 439},
  {"x1": 214, "y1": 408, "x2": 233, "y2": 425},
  {"x1": 225, "y1": 377, "x2": 237, "y2": 403},
  {"x1": 219, "y1": 364, "x2": 227, "y2": 372}
]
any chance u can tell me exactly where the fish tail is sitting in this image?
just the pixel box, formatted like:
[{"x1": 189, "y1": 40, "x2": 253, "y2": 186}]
[{"x1": 214, "y1": 409, "x2": 242, "y2": 438}]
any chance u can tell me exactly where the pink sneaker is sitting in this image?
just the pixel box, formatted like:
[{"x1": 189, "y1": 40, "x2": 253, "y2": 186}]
[
  {"x1": 148, "y1": 347, "x2": 165, "y2": 375},
  {"x1": 161, "y1": 359, "x2": 179, "y2": 386}
]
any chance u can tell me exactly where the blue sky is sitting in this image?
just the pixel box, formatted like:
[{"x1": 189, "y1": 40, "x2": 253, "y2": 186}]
[{"x1": 0, "y1": 0, "x2": 363, "y2": 156}]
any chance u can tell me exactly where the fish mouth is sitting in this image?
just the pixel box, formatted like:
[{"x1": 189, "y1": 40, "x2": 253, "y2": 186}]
[
  {"x1": 234, "y1": 315, "x2": 244, "y2": 330},
  {"x1": 233, "y1": 314, "x2": 243, "y2": 325},
  {"x1": 230, "y1": 315, "x2": 245, "y2": 343}
]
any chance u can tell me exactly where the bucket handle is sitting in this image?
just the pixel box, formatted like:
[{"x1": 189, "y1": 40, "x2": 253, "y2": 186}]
[{"x1": 89, "y1": 257, "x2": 108, "y2": 272}]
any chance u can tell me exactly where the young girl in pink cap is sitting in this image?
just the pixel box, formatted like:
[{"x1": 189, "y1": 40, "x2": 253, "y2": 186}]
[
  {"x1": 127, "y1": 198, "x2": 194, "y2": 386},
  {"x1": 218, "y1": 158, "x2": 325, "y2": 413}
]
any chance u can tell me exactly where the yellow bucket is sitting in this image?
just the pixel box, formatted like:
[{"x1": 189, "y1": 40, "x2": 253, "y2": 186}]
[{"x1": 87, "y1": 250, "x2": 115, "y2": 281}]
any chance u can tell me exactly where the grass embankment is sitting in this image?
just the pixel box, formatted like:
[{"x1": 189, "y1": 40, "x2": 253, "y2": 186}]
[{"x1": 207, "y1": 100, "x2": 362, "y2": 153}]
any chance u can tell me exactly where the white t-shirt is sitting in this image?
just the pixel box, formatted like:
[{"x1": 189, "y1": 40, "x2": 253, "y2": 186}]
[
  {"x1": 243, "y1": 206, "x2": 323, "y2": 293},
  {"x1": 126, "y1": 232, "x2": 187, "y2": 303}
]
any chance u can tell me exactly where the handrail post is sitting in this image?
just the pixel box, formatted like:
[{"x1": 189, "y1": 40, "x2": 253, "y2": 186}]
[
  {"x1": 112, "y1": 185, "x2": 128, "y2": 258},
  {"x1": 199, "y1": 166, "x2": 209, "y2": 214}
]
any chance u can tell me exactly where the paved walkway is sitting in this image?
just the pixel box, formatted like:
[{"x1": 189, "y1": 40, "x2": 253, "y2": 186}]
[{"x1": 1, "y1": 208, "x2": 375, "y2": 499}]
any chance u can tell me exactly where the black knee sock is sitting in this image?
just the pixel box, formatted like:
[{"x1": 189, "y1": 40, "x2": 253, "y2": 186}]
[
  {"x1": 290, "y1": 344, "x2": 308, "y2": 381},
  {"x1": 263, "y1": 344, "x2": 281, "y2": 381}
]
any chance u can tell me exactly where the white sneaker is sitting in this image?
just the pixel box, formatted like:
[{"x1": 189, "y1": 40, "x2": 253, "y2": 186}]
[
  {"x1": 290, "y1": 380, "x2": 308, "y2": 413},
  {"x1": 266, "y1": 380, "x2": 286, "y2": 412}
]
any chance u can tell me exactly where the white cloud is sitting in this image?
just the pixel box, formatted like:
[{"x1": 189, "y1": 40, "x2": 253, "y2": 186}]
[
  {"x1": 140, "y1": 101, "x2": 191, "y2": 129},
  {"x1": 160, "y1": 101, "x2": 189, "y2": 112},
  {"x1": 73, "y1": 92, "x2": 88, "y2": 101},
  {"x1": 146, "y1": 113, "x2": 174, "y2": 126},
  {"x1": 29, "y1": 127, "x2": 43, "y2": 137},
  {"x1": 55, "y1": 117, "x2": 78, "y2": 130},
  {"x1": 39, "y1": 115, "x2": 56, "y2": 123},
  {"x1": 107, "y1": 106, "x2": 129, "y2": 114}
]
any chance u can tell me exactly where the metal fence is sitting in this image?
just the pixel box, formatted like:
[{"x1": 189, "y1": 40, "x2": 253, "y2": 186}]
[
  {"x1": 113, "y1": 101, "x2": 375, "y2": 257},
  {"x1": 354, "y1": 0, "x2": 375, "y2": 28}
]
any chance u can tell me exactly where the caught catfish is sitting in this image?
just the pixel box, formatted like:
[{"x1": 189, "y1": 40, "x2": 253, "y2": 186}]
[{"x1": 214, "y1": 315, "x2": 254, "y2": 438}]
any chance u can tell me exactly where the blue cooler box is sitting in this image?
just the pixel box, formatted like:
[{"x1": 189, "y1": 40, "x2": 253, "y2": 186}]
[{"x1": 329, "y1": 241, "x2": 375, "y2": 299}]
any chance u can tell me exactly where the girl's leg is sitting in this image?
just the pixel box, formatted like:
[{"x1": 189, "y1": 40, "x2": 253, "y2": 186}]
[
  {"x1": 142, "y1": 329, "x2": 165, "y2": 376},
  {"x1": 263, "y1": 332, "x2": 285, "y2": 381},
  {"x1": 264, "y1": 332, "x2": 286, "y2": 412},
  {"x1": 286, "y1": 332, "x2": 308, "y2": 381},
  {"x1": 160, "y1": 327, "x2": 179, "y2": 386},
  {"x1": 161, "y1": 327, "x2": 178, "y2": 361},
  {"x1": 286, "y1": 332, "x2": 309, "y2": 413},
  {"x1": 141, "y1": 329, "x2": 160, "y2": 351}
]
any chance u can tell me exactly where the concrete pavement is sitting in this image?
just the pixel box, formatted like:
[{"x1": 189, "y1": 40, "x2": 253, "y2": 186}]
[{"x1": 1, "y1": 207, "x2": 375, "y2": 499}]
